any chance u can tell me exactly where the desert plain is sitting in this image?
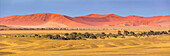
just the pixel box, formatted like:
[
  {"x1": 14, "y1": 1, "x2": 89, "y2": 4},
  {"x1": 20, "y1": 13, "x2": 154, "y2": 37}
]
[{"x1": 0, "y1": 28, "x2": 170, "y2": 56}]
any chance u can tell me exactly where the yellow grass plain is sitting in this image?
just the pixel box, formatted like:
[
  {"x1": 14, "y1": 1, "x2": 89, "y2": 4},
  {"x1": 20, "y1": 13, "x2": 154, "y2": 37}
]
[
  {"x1": 0, "y1": 28, "x2": 170, "y2": 56},
  {"x1": 0, "y1": 34, "x2": 170, "y2": 56}
]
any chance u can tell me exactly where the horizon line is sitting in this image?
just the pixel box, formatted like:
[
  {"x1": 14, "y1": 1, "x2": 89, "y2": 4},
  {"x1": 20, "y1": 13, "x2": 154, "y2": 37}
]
[{"x1": 1, "y1": 12, "x2": 170, "y2": 18}]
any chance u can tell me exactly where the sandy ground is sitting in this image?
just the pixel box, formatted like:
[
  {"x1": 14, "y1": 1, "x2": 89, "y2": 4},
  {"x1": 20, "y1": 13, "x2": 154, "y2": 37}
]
[
  {"x1": 0, "y1": 28, "x2": 169, "y2": 34},
  {"x1": 0, "y1": 35, "x2": 170, "y2": 56}
]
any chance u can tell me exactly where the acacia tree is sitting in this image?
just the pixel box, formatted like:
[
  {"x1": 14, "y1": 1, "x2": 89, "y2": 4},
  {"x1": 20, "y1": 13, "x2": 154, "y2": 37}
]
[
  {"x1": 68, "y1": 35, "x2": 76, "y2": 40},
  {"x1": 154, "y1": 32, "x2": 161, "y2": 35},
  {"x1": 133, "y1": 34, "x2": 138, "y2": 37},
  {"x1": 118, "y1": 31, "x2": 122, "y2": 35},
  {"x1": 64, "y1": 33, "x2": 69, "y2": 40},
  {"x1": 161, "y1": 31, "x2": 168, "y2": 34},
  {"x1": 130, "y1": 31, "x2": 135, "y2": 36},
  {"x1": 89, "y1": 34, "x2": 97, "y2": 39},
  {"x1": 124, "y1": 30, "x2": 129, "y2": 36},
  {"x1": 35, "y1": 34, "x2": 39, "y2": 36},
  {"x1": 46, "y1": 34, "x2": 53, "y2": 39},
  {"x1": 95, "y1": 33, "x2": 102, "y2": 38},
  {"x1": 69, "y1": 32, "x2": 78, "y2": 40},
  {"x1": 107, "y1": 33, "x2": 112, "y2": 37},
  {"x1": 70, "y1": 32, "x2": 77, "y2": 36},
  {"x1": 55, "y1": 34, "x2": 61, "y2": 39},
  {"x1": 78, "y1": 33, "x2": 82, "y2": 36},
  {"x1": 84, "y1": 32, "x2": 90, "y2": 38},
  {"x1": 112, "y1": 34, "x2": 118, "y2": 38},
  {"x1": 101, "y1": 32, "x2": 106, "y2": 37},
  {"x1": 148, "y1": 30, "x2": 154, "y2": 35}
]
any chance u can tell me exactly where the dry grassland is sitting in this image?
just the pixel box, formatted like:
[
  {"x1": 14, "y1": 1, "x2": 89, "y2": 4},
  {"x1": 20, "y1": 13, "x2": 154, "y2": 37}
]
[{"x1": 0, "y1": 35, "x2": 170, "y2": 56}]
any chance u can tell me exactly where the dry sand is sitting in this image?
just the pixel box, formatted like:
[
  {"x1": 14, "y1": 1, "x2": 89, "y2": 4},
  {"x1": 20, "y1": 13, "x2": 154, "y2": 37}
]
[{"x1": 0, "y1": 35, "x2": 170, "y2": 56}]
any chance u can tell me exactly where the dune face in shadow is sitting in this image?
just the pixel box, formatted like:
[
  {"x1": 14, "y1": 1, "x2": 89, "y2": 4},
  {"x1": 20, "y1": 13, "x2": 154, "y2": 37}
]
[
  {"x1": 0, "y1": 43, "x2": 10, "y2": 47},
  {"x1": 0, "y1": 52, "x2": 15, "y2": 55}
]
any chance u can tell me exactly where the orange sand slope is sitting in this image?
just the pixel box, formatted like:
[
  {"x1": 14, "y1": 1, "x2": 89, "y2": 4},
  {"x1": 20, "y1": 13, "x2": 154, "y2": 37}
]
[
  {"x1": 0, "y1": 35, "x2": 170, "y2": 56},
  {"x1": 0, "y1": 13, "x2": 170, "y2": 28}
]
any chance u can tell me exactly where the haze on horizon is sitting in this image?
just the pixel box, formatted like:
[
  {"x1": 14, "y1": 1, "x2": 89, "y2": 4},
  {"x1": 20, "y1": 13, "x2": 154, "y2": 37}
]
[{"x1": 0, "y1": 0, "x2": 170, "y2": 17}]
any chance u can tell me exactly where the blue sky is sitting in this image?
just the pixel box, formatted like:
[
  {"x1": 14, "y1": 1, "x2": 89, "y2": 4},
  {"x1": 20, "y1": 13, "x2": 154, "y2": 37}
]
[{"x1": 0, "y1": 0, "x2": 170, "y2": 17}]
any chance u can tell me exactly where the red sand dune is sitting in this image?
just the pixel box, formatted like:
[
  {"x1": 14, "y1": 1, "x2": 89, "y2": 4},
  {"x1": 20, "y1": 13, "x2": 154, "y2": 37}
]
[{"x1": 0, "y1": 13, "x2": 170, "y2": 28}]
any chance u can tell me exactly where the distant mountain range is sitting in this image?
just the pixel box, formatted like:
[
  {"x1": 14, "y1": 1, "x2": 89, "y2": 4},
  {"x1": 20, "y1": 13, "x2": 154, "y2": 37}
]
[{"x1": 0, "y1": 13, "x2": 170, "y2": 28}]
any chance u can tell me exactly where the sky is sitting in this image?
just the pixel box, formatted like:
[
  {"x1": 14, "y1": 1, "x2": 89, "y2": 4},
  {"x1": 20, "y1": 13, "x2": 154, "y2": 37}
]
[{"x1": 0, "y1": 0, "x2": 170, "y2": 17}]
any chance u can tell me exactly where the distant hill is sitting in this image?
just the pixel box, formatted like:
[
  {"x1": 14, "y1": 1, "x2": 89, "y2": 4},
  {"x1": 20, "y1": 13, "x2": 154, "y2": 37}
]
[{"x1": 0, "y1": 13, "x2": 170, "y2": 28}]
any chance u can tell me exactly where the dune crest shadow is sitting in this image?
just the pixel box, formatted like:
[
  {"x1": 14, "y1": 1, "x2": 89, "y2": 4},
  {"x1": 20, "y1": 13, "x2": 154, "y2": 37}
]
[{"x1": 0, "y1": 52, "x2": 16, "y2": 55}]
